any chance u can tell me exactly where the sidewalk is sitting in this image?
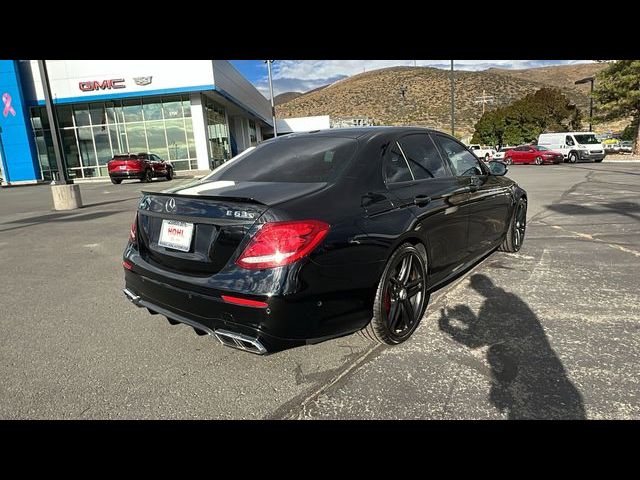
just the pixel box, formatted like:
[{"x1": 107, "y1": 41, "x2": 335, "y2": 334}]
[{"x1": 604, "y1": 154, "x2": 640, "y2": 163}]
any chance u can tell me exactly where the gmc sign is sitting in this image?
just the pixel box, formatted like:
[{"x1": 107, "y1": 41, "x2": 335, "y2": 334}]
[{"x1": 79, "y1": 79, "x2": 126, "y2": 92}]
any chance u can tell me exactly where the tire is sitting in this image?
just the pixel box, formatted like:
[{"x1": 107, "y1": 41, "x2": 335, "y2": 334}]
[
  {"x1": 534, "y1": 156, "x2": 543, "y2": 165},
  {"x1": 594, "y1": 158, "x2": 603, "y2": 163},
  {"x1": 499, "y1": 197, "x2": 527, "y2": 253},
  {"x1": 110, "y1": 177, "x2": 122, "y2": 185},
  {"x1": 165, "y1": 167, "x2": 173, "y2": 181},
  {"x1": 142, "y1": 169, "x2": 153, "y2": 183},
  {"x1": 568, "y1": 152, "x2": 579, "y2": 164},
  {"x1": 505, "y1": 157, "x2": 513, "y2": 165},
  {"x1": 360, "y1": 243, "x2": 429, "y2": 346}
]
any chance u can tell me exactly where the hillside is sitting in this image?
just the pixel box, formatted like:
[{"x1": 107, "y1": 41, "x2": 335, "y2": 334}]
[
  {"x1": 274, "y1": 92, "x2": 303, "y2": 105},
  {"x1": 487, "y1": 63, "x2": 608, "y2": 109},
  {"x1": 275, "y1": 64, "x2": 621, "y2": 137}
]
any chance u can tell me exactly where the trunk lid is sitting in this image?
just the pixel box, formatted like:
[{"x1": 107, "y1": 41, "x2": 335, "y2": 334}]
[
  {"x1": 136, "y1": 181, "x2": 327, "y2": 275},
  {"x1": 137, "y1": 192, "x2": 267, "y2": 275}
]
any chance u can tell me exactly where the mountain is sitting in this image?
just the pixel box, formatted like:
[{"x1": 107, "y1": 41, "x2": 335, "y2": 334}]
[
  {"x1": 487, "y1": 63, "x2": 608, "y2": 108},
  {"x1": 274, "y1": 92, "x2": 303, "y2": 105},
  {"x1": 275, "y1": 64, "x2": 616, "y2": 137}
]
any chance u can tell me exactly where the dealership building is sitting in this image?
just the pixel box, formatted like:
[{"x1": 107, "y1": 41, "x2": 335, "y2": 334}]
[{"x1": 0, "y1": 60, "x2": 273, "y2": 184}]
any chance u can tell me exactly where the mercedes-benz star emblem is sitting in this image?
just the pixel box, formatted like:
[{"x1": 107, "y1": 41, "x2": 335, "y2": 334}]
[{"x1": 165, "y1": 198, "x2": 176, "y2": 213}]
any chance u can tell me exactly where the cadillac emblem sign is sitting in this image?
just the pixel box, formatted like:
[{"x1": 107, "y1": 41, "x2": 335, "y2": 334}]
[{"x1": 133, "y1": 76, "x2": 153, "y2": 86}]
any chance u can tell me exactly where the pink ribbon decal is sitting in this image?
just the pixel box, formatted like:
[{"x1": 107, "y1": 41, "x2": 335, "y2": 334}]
[{"x1": 2, "y1": 93, "x2": 16, "y2": 117}]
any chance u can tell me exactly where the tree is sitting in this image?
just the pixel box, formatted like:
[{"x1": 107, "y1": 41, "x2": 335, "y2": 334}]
[
  {"x1": 471, "y1": 88, "x2": 580, "y2": 147},
  {"x1": 593, "y1": 60, "x2": 640, "y2": 154}
]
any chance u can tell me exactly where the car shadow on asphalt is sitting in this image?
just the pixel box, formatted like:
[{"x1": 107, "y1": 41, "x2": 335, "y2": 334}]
[
  {"x1": 0, "y1": 210, "x2": 128, "y2": 233},
  {"x1": 547, "y1": 202, "x2": 640, "y2": 222},
  {"x1": 438, "y1": 273, "x2": 585, "y2": 420}
]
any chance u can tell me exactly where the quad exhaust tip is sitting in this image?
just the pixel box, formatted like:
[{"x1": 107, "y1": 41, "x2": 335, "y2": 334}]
[
  {"x1": 214, "y1": 329, "x2": 267, "y2": 355},
  {"x1": 123, "y1": 288, "x2": 266, "y2": 354}
]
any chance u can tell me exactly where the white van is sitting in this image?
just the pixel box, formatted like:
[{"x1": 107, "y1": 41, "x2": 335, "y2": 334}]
[{"x1": 537, "y1": 132, "x2": 605, "y2": 163}]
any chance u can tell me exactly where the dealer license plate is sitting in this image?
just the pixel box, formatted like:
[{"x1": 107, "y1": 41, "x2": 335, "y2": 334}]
[{"x1": 158, "y1": 220, "x2": 194, "y2": 252}]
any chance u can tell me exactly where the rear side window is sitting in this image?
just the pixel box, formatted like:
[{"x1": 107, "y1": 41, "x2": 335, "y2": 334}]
[
  {"x1": 435, "y1": 134, "x2": 485, "y2": 177},
  {"x1": 207, "y1": 136, "x2": 357, "y2": 183},
  {"x1": 384, "y1": 142, "x2": 413, "y2": 183},
  {"x1": 397, "y1": 134, "x2": 449, "y2": 179}
]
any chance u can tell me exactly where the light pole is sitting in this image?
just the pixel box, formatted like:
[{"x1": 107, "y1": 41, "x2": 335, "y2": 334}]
[
  {"x1": 38, "y1": 60, "x2": 82, "y2": 209},
  {"x1": 37, "y1": 60, "x2": 69, "y2": 184},
  {"x1": 575, "y1": 76, "x2": 595, "y2": 132},
  {"x1": 265, "y1": 60, "x2": 278, "y2": 137},
  {"x1": 450, "y1": 60, "x2": 455, "y2": 136}
]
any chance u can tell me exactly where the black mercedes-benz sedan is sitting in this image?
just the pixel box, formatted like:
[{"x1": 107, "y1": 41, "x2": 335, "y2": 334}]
[{"x1": 122, "y1": 127, "x2": 527, "y2": 354}]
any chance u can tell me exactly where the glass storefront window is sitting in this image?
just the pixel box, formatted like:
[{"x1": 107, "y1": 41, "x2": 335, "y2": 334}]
[
  {"x1": 146, "y1": 120, "x2": 168, "y2": 158},
  {"x1": 248, "y1": 119, "x2": 257, "y2": 146},
  {"x1": 163, "y1": 96, "x2": 183, "y2": 119},
  {"x1": 57, "y1": 105, "x2": 74, "y2": 128},
  {"x1": 108, "y1": 124, "x2": 125, "y2": 154},
  {"x1": 165, "y1": 119, "x2": 188, "y2": 160},
  {"x1": 74, "y1": 104, "x2": 91, "y2": 127},
  {"x1": 93, "y1": 126, "x2": 112, "y2": 165},
  {"x1": 77, "y1": 127, "x2": 97, "y2": 167},
  {"x1": 182, "y1": 98, "x2": 192, "y2": 117},
  {"x1": 122, "y1": 99, "x2": 144, "y2": 123},
  {"x1": 143, "y1": 99, "x2": 163, "y2": 121},
  {"x1": 31, "y1": 94, "x2": 198, "y2": 179},
  {"x1": 203, "y1": 97, "x2": 230, "y2": 163},
  {"x1": 125, "y1": 123, "x2": 147, "y2": 153},
  {"x1": 90, "y1": 104, "x2": 107, "y2": 125},
  {"x1": 61, "y1": 129, "x2": 80, "y2": 168},
  {"x1": 185, "y1": 120, "x2": 196, "y2": 159}
]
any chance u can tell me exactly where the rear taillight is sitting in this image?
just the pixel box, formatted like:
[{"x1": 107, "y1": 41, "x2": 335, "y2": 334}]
[
  {"x1": 236, "y1": 220, "x2": 330, "y2": 270},
  {"x1": 129, "y1": 212, "x2": 138, "y2": 245}
]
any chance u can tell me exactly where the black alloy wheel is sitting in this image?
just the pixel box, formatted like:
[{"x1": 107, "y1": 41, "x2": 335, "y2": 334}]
[
  {"x1": 362, "y1": 243, "x2": 429, "y2": 345},
  {"x1": 499, "y1": 197, "x2": 527, "y2": 253},
  {"x1": 143, "y1": 169, "x2": 153, "y2": 183},
  {"x1": 166, "y1": 168, "x2": 173, "y2": 181}
]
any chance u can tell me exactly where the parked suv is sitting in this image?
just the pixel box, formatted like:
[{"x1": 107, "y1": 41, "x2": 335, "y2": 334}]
[{"x1": 107, "y1": 153, "x2": 174, "y2": 184}]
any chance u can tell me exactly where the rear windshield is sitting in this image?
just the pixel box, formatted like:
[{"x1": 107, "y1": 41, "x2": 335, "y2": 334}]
[
  {"x1": 113, "y1": 154, "x2": 138, "y2": 159},
  {"x1": 204, "y1": 137, "x2": 358, "y2": 183}
]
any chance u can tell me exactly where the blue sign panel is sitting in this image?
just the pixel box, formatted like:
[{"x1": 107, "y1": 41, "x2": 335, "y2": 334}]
[{"x1": 0, "y1": 60, "x2": 40, "y2": 182}]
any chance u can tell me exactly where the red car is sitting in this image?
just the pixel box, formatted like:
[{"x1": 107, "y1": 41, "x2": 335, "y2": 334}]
[
  {"x1": 107, "y1": 153, "x2": 174, "y2": 184},
  {"x1": 503, "y1": 145, "x2": 563, "y2": 165}
]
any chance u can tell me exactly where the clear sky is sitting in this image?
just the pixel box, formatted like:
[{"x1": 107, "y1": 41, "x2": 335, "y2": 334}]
[{"x1": 230, "y1": 60, "x2": 594, "y2": 99}]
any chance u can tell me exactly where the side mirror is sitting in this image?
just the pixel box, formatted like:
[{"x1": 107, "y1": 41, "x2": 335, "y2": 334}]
[{"x1": 488, "y1": 160, "x2": 507, "y2": 176}]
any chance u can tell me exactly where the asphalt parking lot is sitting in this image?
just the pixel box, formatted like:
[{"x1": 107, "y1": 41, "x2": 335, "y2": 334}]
[{"x1": 1, "y1": 163, "x2": 639, "y2": 419}]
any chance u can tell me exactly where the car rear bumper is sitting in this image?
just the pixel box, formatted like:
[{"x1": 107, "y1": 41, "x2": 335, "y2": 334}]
[
  {"x1": 123, "y1": 269, "x2": 309, "y2": 354},
  {"x1": 110, "y1": 171, "x2": 145, "y2": 179},
  {"x1": 122, "y1": 264, "x2": 371, "y2": 354}
]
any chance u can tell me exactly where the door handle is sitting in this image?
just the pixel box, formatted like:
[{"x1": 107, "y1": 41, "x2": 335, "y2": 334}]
[{"x1": 413, "y1": 195, "x2": 431, "y2": 206}]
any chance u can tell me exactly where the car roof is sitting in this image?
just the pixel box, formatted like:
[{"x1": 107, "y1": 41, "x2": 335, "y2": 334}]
[{"x1": 276, "y1": 126, "x2": 440, "y2": 141}]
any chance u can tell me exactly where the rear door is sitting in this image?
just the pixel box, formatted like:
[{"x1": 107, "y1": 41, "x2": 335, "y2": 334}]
[
  {"x1": 383, "y1": 133, "x2": 470, "y2": 285},
  {"x1": 433, "y1": 133, "x2": 511, "y2": 260}
]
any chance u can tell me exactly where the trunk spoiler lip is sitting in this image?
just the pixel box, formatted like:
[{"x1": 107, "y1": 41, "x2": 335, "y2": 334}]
[{"x1": 140, "y1": 190, "x2": 267, "y2": 206}]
